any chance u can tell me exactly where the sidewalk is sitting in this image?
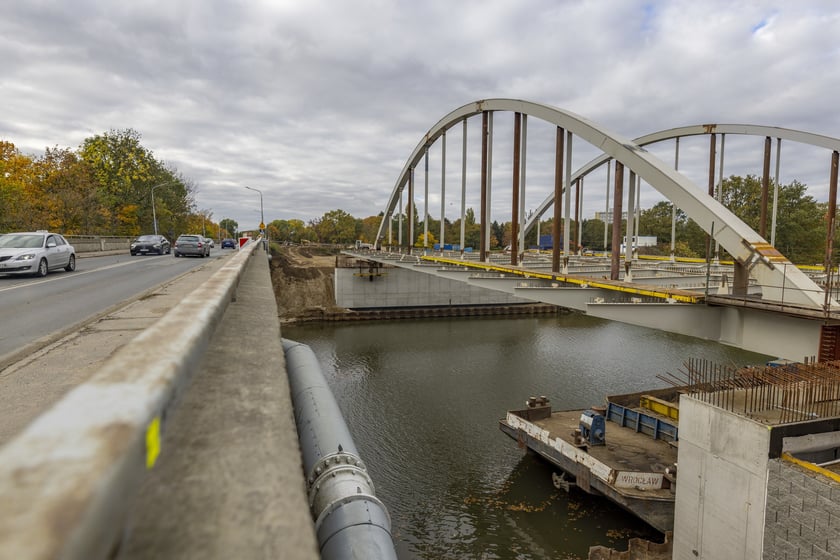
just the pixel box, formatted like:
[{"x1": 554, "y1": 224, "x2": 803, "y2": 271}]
[{"x1": 119, "y1": 252, "x2": 319, "y2": 559}]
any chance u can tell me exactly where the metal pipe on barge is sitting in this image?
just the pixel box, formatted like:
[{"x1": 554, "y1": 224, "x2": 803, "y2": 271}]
[{"x1": 283, "y1": 339, "x2": 398, "y2": 560}]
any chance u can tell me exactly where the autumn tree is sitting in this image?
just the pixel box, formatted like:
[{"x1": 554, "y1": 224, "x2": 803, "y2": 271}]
[
  {"x1": 415, "y1": 231, "x2": 437, "y2": 247},
  {"x1": 310, "y1": 209, "x2": 358, "y2": 244},
  {"x1": 35, "y1": 147, "x2": 101, "y2": 234},
  {"x1": 358, "y1": 215, "x2": 382, "y2": 243},
  {"x1": 0, "y1": 141, "x2": 36, "y2": 231}
]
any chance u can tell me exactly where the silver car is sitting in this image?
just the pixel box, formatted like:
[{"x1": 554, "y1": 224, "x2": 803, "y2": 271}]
[
  {"x1": 174, "y1": 234, "x2": 210, "y2": 257},
  {"x1": 0, "y1": 231, "x2": 76, "y2": 276}
]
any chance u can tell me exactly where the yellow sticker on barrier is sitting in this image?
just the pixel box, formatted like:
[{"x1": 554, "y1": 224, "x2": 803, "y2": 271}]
[{"x1": 146, "y1": 416, "x2": 161, "y2": 469}]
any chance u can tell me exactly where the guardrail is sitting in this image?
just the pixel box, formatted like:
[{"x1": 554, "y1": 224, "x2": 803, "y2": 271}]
[{"x1": 0, "y1": 239, "x2": 260, "y2": 559}]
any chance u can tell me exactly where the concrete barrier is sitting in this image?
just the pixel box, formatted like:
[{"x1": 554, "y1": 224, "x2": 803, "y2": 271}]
[
  {"x1": 66, "y1": 235, "x2": 133, "y2": 254},
  {"x1": 0, "y1": 240, "x2": 259, "y2": 559}
]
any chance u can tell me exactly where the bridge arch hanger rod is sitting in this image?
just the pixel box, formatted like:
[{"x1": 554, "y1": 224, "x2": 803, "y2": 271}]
[
  {"x1": 376, "y1": 98, "x2": 832, "y2": 308},
  {"x1": 523, "y1": 124, "x2": 840, "y2": 237}
]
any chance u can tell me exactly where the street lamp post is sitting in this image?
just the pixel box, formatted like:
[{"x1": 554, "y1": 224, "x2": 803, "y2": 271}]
[
  {"x1": 244, "y1": 186, "x2": 266, "y2": 250},
  {"x1": 151, "y1": 182, "x2": 174, "y2": 236}
]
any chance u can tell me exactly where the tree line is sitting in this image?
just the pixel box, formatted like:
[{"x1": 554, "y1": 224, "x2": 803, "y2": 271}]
[
  {"x1": 268, "y1": 176, "x2": 834, "y2": 266},
  {"x1": 1, "y1": 130, "x2": 225, "y2": 239}
]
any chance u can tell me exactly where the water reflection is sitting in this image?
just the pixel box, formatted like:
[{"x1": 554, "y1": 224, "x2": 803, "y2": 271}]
[{"x1": 285, "y1": 314, "x2": 769, "y2": 559}]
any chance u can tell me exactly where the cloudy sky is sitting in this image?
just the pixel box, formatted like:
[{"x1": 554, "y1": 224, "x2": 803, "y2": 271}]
[{"x1": 3, "y1": 1, "x2": 840, "y2": 231}]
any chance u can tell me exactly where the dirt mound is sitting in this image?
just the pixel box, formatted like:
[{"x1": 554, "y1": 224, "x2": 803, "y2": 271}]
[{"x1": 269, "y1": 245, "x2": 343, "y2": 320}]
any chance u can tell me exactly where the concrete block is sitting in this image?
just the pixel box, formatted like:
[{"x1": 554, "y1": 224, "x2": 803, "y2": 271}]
[
  {"x1": 784, "y1": 468, "x2": 808, "y2": 489},
  {"x1": 790, "y1": 508, "x2": 817, "y2": 532},
  {"x1": 815, "y1": 483, "x2": 834, "y2": 500},
  {"x1": 814, "y1": 511, "x2": 829, "y2": 530},
  {"x1": 817, "y1": 495, "x2": 840, "y2": 519},
  {"x1": 827, "y1": 537, "x2": 840, "y2": 553},
  {"x1": 785, "y1": 531, "x2": 813, "y2": 557},
  {"x1": 781, "y1": 492, "x2": 804, "y2": 512},
  {"x1": 774, "y1": 476, "x2": 792, "y2": 496},
  {"x1": 830, "y1": 486, "x2": 840, "y2": 503},
  {"x1": 771, "y1": 536, "x2": 798, "y2": 559},
  {"x1": 811, "y1": 544, "x2": 836, "y2": 560},
  {"x1": 796, "y1": 486, "x2": 819, "y2": 508},
  {"x1": 768, "y1": 460, "x2": 782, "y2": 474}
]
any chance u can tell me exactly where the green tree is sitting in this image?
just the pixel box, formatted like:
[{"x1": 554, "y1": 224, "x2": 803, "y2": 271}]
[
  {"x1": 720, "y1": 175, "x2": 824, "y2": 264},
  {"x1": 311, "y1": 209, "x2": 358, "y2": 244},
  {"x1": 219, "y1": 218, "x2": 238, "y2": 238},
  {"x1": 581, "y1": 219, "x2": 607, "y2": 250},
  {"x1": 639, "y1": 201, "x2": 682, "y2": 245}
]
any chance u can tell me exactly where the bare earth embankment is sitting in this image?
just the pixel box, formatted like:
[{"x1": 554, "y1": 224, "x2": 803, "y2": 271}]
[{"x1": 269, "y1": 246, "x2": 345, "y2": 321}]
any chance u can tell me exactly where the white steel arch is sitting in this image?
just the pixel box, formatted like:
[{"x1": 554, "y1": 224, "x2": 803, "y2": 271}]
[
  {"x1": 524, "y1": 124, "x2": 840, "y2": 235},
  {"x1": 376, "y1": 99, "x2": 831, "y2": 309}
]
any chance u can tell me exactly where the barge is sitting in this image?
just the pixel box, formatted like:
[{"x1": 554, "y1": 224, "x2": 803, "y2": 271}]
[{"x1": 499, "y1": 388, "x2": 682, "y2": 533}]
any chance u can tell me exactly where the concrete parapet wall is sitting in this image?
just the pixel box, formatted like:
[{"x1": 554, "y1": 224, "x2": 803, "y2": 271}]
[
  {"x1": 763, "y1": 458, "x2": 840, "y2": 560},
  {"x1": 335, "y1": 266, "x2": 531, "y2": 308},
  {"x1": 66, "y1": 235, "x2": 132, "y2": 253}
]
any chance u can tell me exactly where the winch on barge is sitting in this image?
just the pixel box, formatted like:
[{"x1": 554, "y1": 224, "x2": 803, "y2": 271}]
[{"x1": 499, "y1": 388, "x2": 681, "y2": 533}]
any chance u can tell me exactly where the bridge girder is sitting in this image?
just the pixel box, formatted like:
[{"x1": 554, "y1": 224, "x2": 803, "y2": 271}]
[{"x1": 377, "y1": 99, "x2": 833, "y2": 309}]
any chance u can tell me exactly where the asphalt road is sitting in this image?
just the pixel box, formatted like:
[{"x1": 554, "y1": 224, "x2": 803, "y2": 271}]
[{"x1": 0, "y1": 248, "x2": 232, "y2": 362}]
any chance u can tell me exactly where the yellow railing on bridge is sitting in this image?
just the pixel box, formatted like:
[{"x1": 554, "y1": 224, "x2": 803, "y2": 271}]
[{"x1": 419, "y1": 255, "x2": 704, "y2": 304}]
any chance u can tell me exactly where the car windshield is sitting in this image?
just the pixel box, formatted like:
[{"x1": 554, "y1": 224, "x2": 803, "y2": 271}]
[
  {"x1": 137, "y1": 235, "x2": 157, "y2": 241},
  {"x1": 0, "y1": 234, "x2": 45, "y2": 249}
]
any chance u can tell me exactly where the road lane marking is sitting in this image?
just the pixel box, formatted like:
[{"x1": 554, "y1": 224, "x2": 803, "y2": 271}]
[{"x1": 0, "y1": 257, "x2": 178, "y2": 293}]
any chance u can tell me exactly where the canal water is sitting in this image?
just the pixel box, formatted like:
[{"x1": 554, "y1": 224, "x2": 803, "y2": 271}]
[{"x1": 284, "y1": 314, "x2": 769, "y2": 559}]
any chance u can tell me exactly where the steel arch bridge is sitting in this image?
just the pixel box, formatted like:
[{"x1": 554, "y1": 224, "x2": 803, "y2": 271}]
[{"x1": 375, "y1": 99, "x2": 840, "y2": 310}]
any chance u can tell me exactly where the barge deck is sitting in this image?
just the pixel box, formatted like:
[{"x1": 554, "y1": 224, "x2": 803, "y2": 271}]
[{"x1": 499, "y1": 389, "x2": 682, "y2": 533}]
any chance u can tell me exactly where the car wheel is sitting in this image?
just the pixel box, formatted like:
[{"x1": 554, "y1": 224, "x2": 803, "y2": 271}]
[
  {"x1": 65, "y1": 254, "x2": 76, "y2": 272},
  {"x1": 174, "y1": 251, "x2": 180, "y2": 258},
  {"x1": 36, "y1": 258, "x2": 48, "y2": 277},
  {"x1": 158, "y1": 248, "x2": 164, "y2": 255}
]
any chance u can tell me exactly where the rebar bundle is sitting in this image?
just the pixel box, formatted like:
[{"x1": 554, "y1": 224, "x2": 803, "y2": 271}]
[{"x1": 657, "y1": 358, "x2": 840, "y2": 424}]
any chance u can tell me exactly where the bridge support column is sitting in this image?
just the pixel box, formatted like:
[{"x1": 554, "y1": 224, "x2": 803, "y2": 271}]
[
  {"x1": 611, "y1": 161, "x2": 624, "y2": 281},
  {"x1": 824, "y1": 150, "x2": 839, "y2": 308},
  {"x1": 408, "y1": 167, "x2": 414, "y2": 253},
  {"x1": 761, "y1": 136, "x2": 772, "y2": 239},
  {"x1": 574, "y1": 178, "x2": 581, "y2": 255},
  {"x1": 424, "y1": 146, "x2": 429, "y2": 250},
  {"x1": 706, "y1": 133, "x2": 716, "y2": 261},
  {"x1": 511, "y1": 112, "x2": 521, "y2": 265},
  {"x1": 552, "y1": 126, "x2": 565, "y2": 272},
  {"x1": 563, "y1": 131, "x2": 573, "y2": 257},
  {"x1": 460, "y1": 119, "x2": 467, "y2": 256},
  {"x1": 480, "y1": 112, "x2": 489, "y2": 261},
  {"x1": 626, "y1": 170, "x2": 636, "y2": 267}
]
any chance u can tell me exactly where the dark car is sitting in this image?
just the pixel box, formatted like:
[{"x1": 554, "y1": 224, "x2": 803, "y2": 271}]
[
  {"x1": 174, "y1": 234, "x2": 210, "y2": 257},
  {"x1": 221, "y1": 238, "x2": 236, "y2": 249},
  {"x1": 130, "y1": 234, "x2": 170, "y2": 255}
]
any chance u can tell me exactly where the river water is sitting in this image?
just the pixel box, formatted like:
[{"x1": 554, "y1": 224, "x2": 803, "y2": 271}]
[{"x1": 284, "y1": 313, "x2": 769, "y2": 559}]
